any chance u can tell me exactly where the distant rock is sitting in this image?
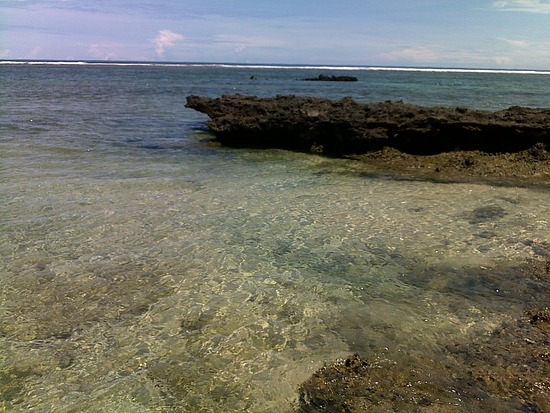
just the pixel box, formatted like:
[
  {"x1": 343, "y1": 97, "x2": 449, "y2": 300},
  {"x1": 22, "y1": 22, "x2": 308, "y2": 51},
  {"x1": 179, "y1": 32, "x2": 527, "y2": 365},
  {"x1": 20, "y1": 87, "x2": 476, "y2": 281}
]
[{"x1": 303, "y1": 74, "x2": 358, "y2": 82}]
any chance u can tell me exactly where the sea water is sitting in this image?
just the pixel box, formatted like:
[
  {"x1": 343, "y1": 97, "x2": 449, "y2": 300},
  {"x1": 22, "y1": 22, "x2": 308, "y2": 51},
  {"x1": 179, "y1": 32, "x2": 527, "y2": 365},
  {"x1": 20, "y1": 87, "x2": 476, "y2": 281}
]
[{"x1": 1, "y1": 62, "x2": 550, "y2": 412}]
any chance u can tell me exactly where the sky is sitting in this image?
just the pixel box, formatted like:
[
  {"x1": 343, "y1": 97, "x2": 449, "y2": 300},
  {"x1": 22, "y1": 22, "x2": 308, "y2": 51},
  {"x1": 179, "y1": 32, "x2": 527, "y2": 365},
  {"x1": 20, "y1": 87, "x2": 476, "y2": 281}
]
[{"x1": 1, "y1": 0, "x2": 550, "y2": 69}]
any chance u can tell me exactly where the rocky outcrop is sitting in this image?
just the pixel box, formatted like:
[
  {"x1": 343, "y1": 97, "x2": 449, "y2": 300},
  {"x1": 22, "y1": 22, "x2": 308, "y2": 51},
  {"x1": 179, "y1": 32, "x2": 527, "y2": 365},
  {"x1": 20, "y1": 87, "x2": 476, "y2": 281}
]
[
  {"x1": 303, "y1": 74, "x2": 358, "y2": 82},
  {"x1": 185, "y1": 94, "x2": 550, "y2": 156}
]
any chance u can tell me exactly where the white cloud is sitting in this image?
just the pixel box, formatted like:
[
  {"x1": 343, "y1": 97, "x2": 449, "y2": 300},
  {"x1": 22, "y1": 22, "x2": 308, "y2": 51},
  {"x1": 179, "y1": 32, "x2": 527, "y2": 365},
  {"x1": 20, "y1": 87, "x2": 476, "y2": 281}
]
[
  {"x1": 491, "y1": 55, "x2": 514, "y2": 66},
  {"x1": 0, "y1": 49, "x2": 10, "y2": 58},
  {"x1": 494, "y1": 0, "x2": 550, "y2": 13},
  {"x1": 26, "y1": 46, "x2": 41, "y2": 59},
  {"x1": 234, "y1": 44, "x2": 246, "y2": 54},
  {"x1": 209, "y1": 34, "x2": 284, "y2": 58},
  {"x1": 88, "y1": 44, "x2": 118, "y2": 60},
  {"x1": 154, "y1": 29, "x2": 184, "y2": 57},
  {"x1": 214, "y1": 34, "x2": 283, "y2": 49},
  {"x1": 499, "y1": 38, "x2": 529, "y2": 47},
  {"x1": 383, "y1": 46, "x2": 438, "y2": 62}
]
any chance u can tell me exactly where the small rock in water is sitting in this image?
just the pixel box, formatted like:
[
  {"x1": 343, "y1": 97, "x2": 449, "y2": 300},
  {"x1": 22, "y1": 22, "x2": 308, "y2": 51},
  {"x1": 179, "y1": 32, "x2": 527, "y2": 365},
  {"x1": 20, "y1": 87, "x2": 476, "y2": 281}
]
[{"x1": 468, "y1": 205, "x2": 506, "y2": 225}]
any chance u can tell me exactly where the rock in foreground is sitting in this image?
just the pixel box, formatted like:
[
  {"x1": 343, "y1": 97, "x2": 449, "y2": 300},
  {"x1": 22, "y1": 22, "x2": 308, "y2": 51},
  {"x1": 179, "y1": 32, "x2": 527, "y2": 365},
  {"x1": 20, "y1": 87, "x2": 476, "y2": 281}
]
[
  {"x1": 299, "y1": 304, "x2": 550, "y2": 412},
  {"x1": 185, "y1": 94, "x2": 550, "y2": 156}
]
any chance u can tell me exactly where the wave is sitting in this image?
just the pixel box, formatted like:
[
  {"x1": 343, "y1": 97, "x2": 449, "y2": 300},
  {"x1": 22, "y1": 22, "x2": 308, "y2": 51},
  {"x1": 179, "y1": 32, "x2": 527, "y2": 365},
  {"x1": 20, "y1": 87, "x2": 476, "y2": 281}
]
[
  {"x1": 2, "y1": 60, "x2": 550, "y2": 75},
  {"x1": 0, "y1": 60, "x2": 166, "y2": 67},
  {"x1": 187, "y1": 63, "x2": 550, "y2": 75}
]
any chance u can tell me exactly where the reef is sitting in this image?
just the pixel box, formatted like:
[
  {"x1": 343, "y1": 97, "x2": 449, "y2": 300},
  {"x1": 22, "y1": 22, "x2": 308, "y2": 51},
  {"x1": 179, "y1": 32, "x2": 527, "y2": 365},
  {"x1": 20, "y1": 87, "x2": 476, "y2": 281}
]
[{"x1": 186, "y1": 94, "x2": 550, "y2": 185}]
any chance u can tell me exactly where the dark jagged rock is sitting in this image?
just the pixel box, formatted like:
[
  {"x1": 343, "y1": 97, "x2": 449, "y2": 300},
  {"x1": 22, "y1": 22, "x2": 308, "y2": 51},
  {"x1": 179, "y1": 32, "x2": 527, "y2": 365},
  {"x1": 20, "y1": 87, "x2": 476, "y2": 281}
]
[
  {"x1": 303, "y1": 74, "x2": 358, "y2": 82},
  {"x1": 185, "y1": 94, "x2": 550, "y2": 156}
]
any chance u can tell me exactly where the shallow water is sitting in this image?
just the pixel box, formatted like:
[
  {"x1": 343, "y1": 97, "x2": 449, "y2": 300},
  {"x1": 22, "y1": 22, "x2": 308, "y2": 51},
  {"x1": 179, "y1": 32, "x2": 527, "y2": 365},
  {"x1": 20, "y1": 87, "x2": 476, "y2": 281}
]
[{"x1": 1, "y1": 64, "x2": 550, "y2": 412}]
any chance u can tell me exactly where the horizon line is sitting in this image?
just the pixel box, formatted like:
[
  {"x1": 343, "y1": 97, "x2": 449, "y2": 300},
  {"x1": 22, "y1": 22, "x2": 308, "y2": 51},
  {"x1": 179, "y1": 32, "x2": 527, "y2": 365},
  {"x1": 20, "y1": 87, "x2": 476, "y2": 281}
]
[{"x1": 2, "y1": 59, "x2": 550, "y2": 75}]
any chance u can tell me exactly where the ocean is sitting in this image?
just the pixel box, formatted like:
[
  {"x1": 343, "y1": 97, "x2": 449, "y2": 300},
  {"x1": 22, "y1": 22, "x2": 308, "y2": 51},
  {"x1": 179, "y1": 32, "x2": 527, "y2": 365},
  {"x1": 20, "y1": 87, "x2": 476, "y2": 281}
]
[{"x1": 1, "y1": 61, "x2": 550, "y2": 412}]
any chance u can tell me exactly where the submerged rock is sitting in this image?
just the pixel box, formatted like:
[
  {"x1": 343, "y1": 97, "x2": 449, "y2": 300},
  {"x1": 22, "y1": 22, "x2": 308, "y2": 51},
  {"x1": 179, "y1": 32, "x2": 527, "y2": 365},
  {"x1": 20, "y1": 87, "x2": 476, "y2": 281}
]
[
  {"x1": 468, "y1": 205, "x2": 507, "y2": 225},
  {"x1": 298, "y1": 258, "x2": 550, "y2": 412},
  {"x1": 299, "y1": 305, "x2": 550, "y2": 412},
  {"x1": 453, "y1": 306, "x2": 550, "y2": 411}
]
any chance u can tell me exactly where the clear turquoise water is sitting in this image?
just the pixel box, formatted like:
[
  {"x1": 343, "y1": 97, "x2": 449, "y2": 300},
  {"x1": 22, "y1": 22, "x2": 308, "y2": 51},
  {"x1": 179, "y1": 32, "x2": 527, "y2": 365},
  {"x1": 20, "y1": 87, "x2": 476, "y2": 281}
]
[{"x1": 1, "y1": 63, "x2": 550, "y2": 412}]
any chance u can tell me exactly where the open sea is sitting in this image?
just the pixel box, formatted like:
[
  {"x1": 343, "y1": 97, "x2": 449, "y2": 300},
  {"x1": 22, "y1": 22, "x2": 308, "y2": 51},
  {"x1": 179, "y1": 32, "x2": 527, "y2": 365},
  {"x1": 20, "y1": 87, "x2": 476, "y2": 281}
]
[{"x1": 1, "y1": 61, "x2": 550, "y2": 412}]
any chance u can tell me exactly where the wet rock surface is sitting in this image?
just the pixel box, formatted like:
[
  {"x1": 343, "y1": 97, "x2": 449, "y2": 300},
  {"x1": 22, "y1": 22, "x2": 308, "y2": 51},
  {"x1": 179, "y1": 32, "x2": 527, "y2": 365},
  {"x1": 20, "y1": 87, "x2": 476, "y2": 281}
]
[
  {"x1": 450, "y1": 306, "x2": 550, "y2": 412},
  {"x1": 186, "y1": 95, "x2": 550, "y2": 186},
  {"x1": 299, "y1": 309, "x2": 550, "y2": 412},
  {"x1": 298, "y1": 259, "x2": 550, "y2": 413}
]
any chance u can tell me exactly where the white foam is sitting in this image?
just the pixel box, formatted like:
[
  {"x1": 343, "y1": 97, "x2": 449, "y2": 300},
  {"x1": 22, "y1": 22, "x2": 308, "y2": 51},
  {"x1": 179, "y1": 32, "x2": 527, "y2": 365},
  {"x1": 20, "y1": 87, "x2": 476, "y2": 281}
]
[{"x1": 2, "y1": 60, "x2": 550, "y2": 75}]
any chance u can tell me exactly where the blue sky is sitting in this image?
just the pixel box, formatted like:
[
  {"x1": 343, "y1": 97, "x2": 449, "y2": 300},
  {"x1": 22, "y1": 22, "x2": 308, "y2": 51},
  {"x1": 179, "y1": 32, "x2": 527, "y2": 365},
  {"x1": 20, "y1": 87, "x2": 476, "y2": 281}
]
[{"x1": 1, "y1": 0, "x2": 550, "y2": 68}]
